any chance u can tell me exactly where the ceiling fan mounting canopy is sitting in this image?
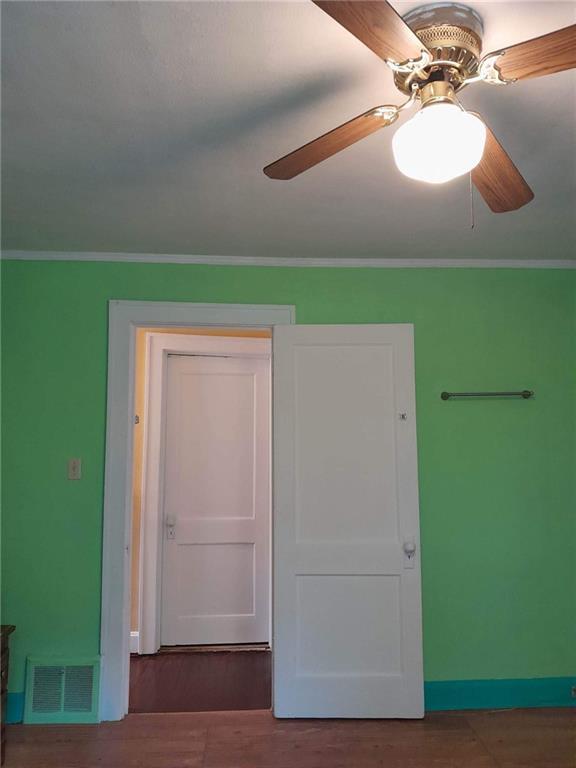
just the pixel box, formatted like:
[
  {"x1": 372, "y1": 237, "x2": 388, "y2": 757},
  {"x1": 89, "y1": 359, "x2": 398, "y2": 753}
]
[
  {"x1": 403, "y1": 2, "x2": 483, "y2": 38},
  {"x1": 394, "y1": 2, "x2": 485, "y2": 95}
]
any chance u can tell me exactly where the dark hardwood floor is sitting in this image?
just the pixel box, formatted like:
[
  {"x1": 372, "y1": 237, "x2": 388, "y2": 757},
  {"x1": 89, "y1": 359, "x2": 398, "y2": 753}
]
[
  {"x1": 129, "y1": 647, "x2": 272, "y2": 713},
  {"x1": 5, "y1": 707, "x2": 575, "y2": 767}
]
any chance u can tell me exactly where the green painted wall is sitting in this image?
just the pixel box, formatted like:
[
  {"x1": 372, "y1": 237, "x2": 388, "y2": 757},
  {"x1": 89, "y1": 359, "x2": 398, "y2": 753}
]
[{"x1": 2, "y1": 260, "x2": 575, "y2": 695}]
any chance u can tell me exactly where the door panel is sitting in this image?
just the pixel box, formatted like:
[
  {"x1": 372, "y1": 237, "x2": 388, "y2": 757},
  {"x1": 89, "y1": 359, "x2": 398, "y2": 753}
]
[
  {"x1": 161, "y1": 353, "x2": 270, "y2": 646},
  {"x1": 294, "y1": 345, "x2": 398, "y2": 541},
  {"x1": 273, "y1": 325, "x2": 423, "y2": 718}
]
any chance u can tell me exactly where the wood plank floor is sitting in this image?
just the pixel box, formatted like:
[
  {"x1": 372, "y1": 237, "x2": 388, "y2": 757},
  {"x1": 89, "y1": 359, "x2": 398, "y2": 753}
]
[
  {"x1": 4, "y1": 707, "x2": 575, "y2": 767},
  {"x1": 129, "y1": 648, "x2": 271, "y2": 713}
]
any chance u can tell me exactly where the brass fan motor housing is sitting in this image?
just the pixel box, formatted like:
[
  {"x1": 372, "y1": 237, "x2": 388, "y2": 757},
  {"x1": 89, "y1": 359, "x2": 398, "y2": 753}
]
[{"x1": 394, "y1": 3, "x2": 484, "y2": 95}]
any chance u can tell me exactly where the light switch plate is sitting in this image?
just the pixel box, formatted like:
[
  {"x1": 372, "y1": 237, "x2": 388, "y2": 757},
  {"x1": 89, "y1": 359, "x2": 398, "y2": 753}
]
[{"x1": 68, "y1": 458, "x2": 82, "y2": 480}]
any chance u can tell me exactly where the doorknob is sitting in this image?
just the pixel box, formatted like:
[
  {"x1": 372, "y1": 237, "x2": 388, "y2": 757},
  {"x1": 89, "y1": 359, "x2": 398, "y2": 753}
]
[
  {"x1": 402, "y1": 538, "x2": 416, "y2": 569},
  {"x1": 165, "y1": 514, "x2": 176, "y2": 540},
  {"x1": 403, "y1": 539, "x2": 416, "y2": 556}
]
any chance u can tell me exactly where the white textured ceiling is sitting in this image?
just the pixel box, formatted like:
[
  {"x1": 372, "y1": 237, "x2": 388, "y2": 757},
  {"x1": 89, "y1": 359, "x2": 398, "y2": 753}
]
[{"x1": 2, "y1": 1, "x2": 575, "y2": 261}]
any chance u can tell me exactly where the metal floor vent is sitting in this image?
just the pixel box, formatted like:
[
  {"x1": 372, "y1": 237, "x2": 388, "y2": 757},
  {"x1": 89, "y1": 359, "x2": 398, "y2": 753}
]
[{"x1": 24, "y1": 656, "x2": 100, "y2": 724}]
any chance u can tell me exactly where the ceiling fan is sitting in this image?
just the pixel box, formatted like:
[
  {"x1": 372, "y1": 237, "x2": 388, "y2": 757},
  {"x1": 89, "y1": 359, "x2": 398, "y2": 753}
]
[{"x1": 263, "y1": 1, "x2": 576, "y2": 212}]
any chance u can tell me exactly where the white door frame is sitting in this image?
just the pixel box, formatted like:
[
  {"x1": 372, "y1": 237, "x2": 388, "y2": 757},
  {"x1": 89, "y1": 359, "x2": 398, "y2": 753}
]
[
  {"x1": 100, "y1": 301, "x2": 295, "y2": 722},
  {"x1": 139, "y1": 333, "x2": 272, "y2": 655}
]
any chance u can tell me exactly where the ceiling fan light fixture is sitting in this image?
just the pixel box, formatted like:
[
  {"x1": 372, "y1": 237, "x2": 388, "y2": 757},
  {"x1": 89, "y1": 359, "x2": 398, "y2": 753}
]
[{"x1": 392, "y1": 102, "x2": 487, "y2": 184}]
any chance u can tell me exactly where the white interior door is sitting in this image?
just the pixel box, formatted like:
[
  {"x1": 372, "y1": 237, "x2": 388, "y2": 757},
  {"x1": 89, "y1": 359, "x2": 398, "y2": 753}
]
[
  {"x1": 161, "y1": 351, "x2": 271, "y2": 646},
  {"x1": 273, "y1": 324, "x2": 423, "y2": 718}
]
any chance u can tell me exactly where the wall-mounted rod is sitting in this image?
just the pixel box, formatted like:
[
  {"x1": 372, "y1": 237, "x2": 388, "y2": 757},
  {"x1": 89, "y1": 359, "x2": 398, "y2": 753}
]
[{"x1": 441, "y1": 390, "x2": 534, "y2": 400}]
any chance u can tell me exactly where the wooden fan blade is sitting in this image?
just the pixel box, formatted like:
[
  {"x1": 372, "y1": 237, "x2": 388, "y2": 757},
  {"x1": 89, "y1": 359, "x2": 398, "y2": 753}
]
[
  {"x1": 313, "y1": 1, "x2": 425, "y2": 64},
  {"x1": 263, "y1": 106, "x2": 397, "y2": 180},
  {"x1": 492, "y1": 24, "x2": 576, "y2": 80},
  {"x1": 472, "y1": 124, "x2": 534, "y2": 213}
]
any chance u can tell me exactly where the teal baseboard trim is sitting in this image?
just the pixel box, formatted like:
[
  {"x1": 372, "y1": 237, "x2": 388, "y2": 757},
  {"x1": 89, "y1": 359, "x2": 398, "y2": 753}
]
[
  {"x1": 6, "y1": 692, "x2": 25, "y2": 724},
  {"x1": 425, "y1": 677, "x2": 576, "y2": 711},
  {"x1": 7, "y1": 680, "x2": 575, "y2": 722}
]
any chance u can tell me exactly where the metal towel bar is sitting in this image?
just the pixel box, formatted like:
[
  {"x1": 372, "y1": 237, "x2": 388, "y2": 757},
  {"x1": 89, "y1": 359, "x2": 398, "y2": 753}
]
[{"x1": 441, "y1": 390, "x2": 534, "y2": 400}]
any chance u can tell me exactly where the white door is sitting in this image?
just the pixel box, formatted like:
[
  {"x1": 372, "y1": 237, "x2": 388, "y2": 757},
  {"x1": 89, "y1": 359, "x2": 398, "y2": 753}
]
[
  {"x1": 161, "y1": 351, "x2": 271, "y2": 646},
  {"x1": 273, "y1": 324, "x2": 423, "y2": 718}
]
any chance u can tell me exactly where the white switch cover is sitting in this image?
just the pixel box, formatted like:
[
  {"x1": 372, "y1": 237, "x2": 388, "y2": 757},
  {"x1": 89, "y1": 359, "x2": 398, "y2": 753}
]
[{"x1": 68, "y1": 458, "x2": 82, "y2": 480}]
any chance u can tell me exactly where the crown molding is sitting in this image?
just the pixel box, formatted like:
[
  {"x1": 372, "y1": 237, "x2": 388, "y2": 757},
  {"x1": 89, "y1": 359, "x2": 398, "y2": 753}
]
[{"x1": 2, "y1": 250, "x2": 575, "y2": 269}]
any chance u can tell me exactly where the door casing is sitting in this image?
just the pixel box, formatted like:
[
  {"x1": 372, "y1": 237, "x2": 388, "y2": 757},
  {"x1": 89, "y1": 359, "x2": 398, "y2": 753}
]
[{"x1": 100, "y1": 301, "x2": 295, "y2": 722}]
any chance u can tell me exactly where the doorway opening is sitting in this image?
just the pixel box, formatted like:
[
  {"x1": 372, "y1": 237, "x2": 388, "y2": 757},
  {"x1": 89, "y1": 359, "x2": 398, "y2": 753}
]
[{"x1": 128, "y1": 327, "x2": 272, "y2": 713}]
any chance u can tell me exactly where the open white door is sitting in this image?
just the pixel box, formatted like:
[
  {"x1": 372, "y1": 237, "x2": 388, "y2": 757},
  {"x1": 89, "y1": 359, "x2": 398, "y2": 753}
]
[{"x1": 273, "y1": 324, "x2": 423, "y2": 718}]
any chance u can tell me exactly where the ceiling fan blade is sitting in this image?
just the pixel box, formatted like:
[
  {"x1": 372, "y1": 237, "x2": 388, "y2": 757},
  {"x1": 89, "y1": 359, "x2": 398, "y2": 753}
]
[
  {"x1": 472, "y1": 124, "x2": 534, "y2": 213},
  {"x1": 491, "y1": 24, "x2": 576, "y2": 80},
  {"x1": 313, "y1": 1, "x2": 425, "y2": 64},
  {"x1": 263, "y1": 106, "x2": 397, "y2": 180}
]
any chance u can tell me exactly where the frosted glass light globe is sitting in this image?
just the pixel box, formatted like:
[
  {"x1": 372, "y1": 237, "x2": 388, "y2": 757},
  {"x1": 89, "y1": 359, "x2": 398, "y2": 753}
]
[{"x1": 392, "y1": 104, "x2": 487, "y2": 184}]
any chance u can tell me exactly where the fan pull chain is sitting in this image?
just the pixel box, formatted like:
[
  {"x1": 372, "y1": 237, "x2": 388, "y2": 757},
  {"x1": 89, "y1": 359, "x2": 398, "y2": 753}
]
[{"x1": 469, "y1": 173, "x2": 475, "y2": 230}]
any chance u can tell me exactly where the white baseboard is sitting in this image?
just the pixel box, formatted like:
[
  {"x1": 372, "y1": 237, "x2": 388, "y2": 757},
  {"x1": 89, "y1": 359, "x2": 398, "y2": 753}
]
[{"x1": 130, "y1": 631, "x2": 140, "y2": 654}]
